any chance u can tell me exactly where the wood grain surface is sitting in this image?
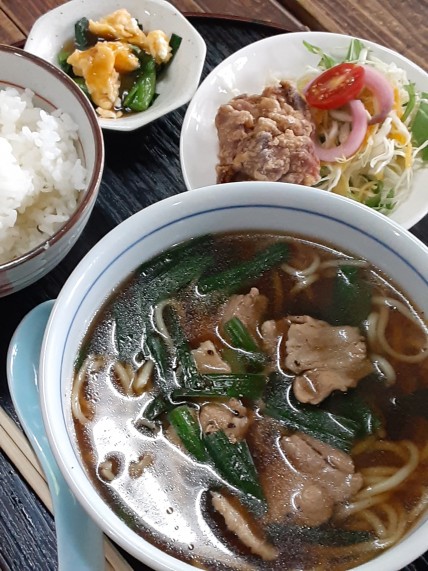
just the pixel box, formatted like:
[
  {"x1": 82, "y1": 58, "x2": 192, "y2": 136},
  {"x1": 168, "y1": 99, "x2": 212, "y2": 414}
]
[
  {"x1": 0, "y1": 7, "x2": 24, "y2": 45},
  {"x1": 1, "y1": 0, "x2": 427, "y2": 72},
  {"x1": 278, "y1": 0, "x2": 428, "y2": 72},
  {"x1": 0, "y1": 0, "x2": 306, "y2": 46}
]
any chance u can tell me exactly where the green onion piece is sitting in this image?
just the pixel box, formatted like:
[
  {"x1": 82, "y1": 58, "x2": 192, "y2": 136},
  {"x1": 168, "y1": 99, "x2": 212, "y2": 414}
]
[
  {"x1": 141, "y1": 250, "x2": 214, "y2": 308},
  {"x1": 168, "y1": 405, "x2": 208, "y2": 462},
  {"x1": 137, "y1": 235, "x2": 212, "y2": 280},
  {"x1": 204, "y1": 430, "x2": 264, "y2": 500},
  {"x1": 330, "y1": 265, "x2": 372, "y2": 327},
  {"x1": 169, "y1": 33, "x2": 182, "y2": 56},
  {"x1": 224, "y1": 317, "x2": 260, "y2": 353},
  {"x1": 172, "y1": 372, "x2": 266, "y2": 400},
  {"x1": 221, "y1": 347, "x2": 247, "y2": 374},
  {"x1": 268, "y1": 523, "x2": 373, "y2": 546},
  {"x1": 74, "y1": 17, "x2": 90, "y2": 50},
  {"x1": 143, "y1": 329, "x2": 170, "y2": 384},
  {"x1": 144, "y1": 394, "x2": 172, "y2": 420},
  {"x1": 325, "y1": 391, "x2": 381, "y2": 438},
  {"x1": 163, "y1": 306, "x2": 198, "y2": 386},
  {"x1": 264, "y1": 375, "x2": 359, "y2": 452},
  {"x1": 197, "y1": 242, "x2": 289, "y2": 295},
  {"x1": 223, "y1": 317, "x2": 267, "y2": 371}
]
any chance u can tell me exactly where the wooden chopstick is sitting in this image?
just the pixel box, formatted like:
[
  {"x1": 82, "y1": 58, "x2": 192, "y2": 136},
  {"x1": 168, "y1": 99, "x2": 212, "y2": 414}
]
[
  {"x1": 0, "y1": 424, "x2": 53, "y2": 510},
  {"x1": 0, "y1": 406, "x2": 134, "y2": 571}
]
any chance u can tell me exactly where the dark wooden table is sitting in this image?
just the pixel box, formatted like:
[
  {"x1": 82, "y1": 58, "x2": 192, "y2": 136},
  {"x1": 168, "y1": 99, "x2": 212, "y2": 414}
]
[
  {"x1": 1, "y1": 2, "x2": 428, "y2": 571},
  {"x1": 1, "y1": 0, "x2": 427, "y2": 72}
]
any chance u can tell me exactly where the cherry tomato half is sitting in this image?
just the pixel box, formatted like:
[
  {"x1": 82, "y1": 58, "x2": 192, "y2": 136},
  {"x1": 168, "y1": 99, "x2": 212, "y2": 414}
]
[{"x1": 305, "y1": 63, "x2": 365, "y2": 110}]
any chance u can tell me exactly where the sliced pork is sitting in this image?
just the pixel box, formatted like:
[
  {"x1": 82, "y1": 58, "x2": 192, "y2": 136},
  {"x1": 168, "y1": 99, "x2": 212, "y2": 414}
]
[
  {"x1": 191, "y1": 340, "x2": 231, "y2": 374},
  {"x1": 285, "y1": 316, "x2": 373, "y2": 404},
  {"x1": 248, "y1": 420, "x2": 362, "y2": 527},
  {"x1": 221, "y1": 287, "x2": 268, "y2": 339},
  {"x1": 211, "y1": 492, "x2": 278, "y2": 561},
  {"x1": 199, "y1": 399, "x2": 250, "y2": 443}
]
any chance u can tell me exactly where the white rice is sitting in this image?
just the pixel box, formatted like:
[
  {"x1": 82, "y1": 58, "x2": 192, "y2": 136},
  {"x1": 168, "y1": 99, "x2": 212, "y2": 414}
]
[{"x1": 0, "y1": 87, "x2": 87, "y2": 264}]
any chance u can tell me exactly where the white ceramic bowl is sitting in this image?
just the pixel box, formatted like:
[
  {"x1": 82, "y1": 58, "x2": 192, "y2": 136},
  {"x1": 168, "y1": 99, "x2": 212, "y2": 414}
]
[
  {"x1": 39, "y1": 181, "x2": 428, "y2": 571},
  {"x1": 0, "y1": 44, "x2": 104, "y2": 296},
  {"x1": 24, "y1": 0, "x2": 206, "y2": 132},
  {"x1": 180, "y1": 31, "x2": 428, "y2": 230}
]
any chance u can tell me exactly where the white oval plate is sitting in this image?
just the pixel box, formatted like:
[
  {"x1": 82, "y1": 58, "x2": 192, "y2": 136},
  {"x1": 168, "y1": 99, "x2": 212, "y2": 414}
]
[{"x1": 179, "y1": 31, "x2": 428, "y2": 229}]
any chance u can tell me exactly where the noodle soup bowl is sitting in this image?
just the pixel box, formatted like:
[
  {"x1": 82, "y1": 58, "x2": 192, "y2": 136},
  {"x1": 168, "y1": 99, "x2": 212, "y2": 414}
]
[{"x1": 39, "y1": 181, "x2": 428, "y2": 571}]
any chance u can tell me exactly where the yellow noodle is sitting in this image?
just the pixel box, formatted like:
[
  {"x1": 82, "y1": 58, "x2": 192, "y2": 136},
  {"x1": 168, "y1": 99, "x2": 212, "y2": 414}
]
[
  {"x1": 408, "y1": 488, "x2": 428, "y2": 522},
  {"x1": 281, "y1": 254, "x2": 320, "y2": 277},
  {"x1": 318, "y1": 258, "x2": 368, "y2": 270},
  {"x1": 366, "y1": 311, "x2": 379, "y2": 348},
  {"x1": 99, "y1": 460, "x2": 116, "y2": 482},
  {"x1": 368, "y1": 439, "x2": 409, "y2": 461},
  {"x1": 131, "y1": 360, "x2": 154, "y2": 394},
  {"x1": 357, "y1": 441, "x2": 419, "y2": 499},
  {"x1": 374, "y1": 509, "x2": 408, "y2": 549},
  {"x1": 381, "y1": 504, "x2": 399, "y2": 537},
  {"x1": 72, "y1": 356, "x2": 105, "y2": 425},
  {"x1": 113, "y1": 361, "x2": 133, "y2": 395},
  {"x1": 337, "y1": 492, "x2": 390, "y2": 518},
  {"x1": 374, "y1": 300, "x2": 428, "y2": 363},
  {"x1": 373, "y1": 295, "x2": 428, "y2": 331},
  {"x1": 363, "y1": 476, "x2": 395, "y2": 486},
  {"x1": 352, "y1": 434, "x2": 378, "y2": 455},
  {"x1": 370, "y1": 353, "x2": 397, "y2": 385},
  {"x1": 359, "y1": 509, "x2": 387, "y2": 537},
  {"x1": 290, "y1": 273, "x2": 319, "y2": 294},
  {"x1": 152, "y1": 299, "x2": 179, "y2": 346},
  {"x1": 360, "y1": 466, "x2": 399, "y2": 477}
]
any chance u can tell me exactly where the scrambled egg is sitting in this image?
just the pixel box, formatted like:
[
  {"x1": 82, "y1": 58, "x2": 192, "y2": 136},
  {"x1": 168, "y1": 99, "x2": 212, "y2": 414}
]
[
  {"x1": 68, "y1": 42, "x2": 139, "y2": 112},
  {"x1": 67, "y1": 9, "x2": 173, "y2": 117},
  {"x1": 88, "y1": 9, "x2": 172, "y2": 64}
]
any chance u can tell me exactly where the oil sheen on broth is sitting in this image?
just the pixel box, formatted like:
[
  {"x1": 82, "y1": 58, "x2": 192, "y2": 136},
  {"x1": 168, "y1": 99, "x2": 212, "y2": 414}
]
[{"x1": 72, "y1": 232, "x2": 428, "y2": 571}]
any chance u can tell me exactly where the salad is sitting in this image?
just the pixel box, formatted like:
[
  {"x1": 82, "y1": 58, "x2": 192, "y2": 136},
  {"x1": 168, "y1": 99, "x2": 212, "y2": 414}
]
[{"x1": 298, "y1": 40, "x2": 428, "y2": 213}]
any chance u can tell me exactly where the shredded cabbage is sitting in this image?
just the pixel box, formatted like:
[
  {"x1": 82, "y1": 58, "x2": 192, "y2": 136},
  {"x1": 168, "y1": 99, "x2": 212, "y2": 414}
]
[{"x1": 300, "y1": 41, "x2": 428, "y2": 214}]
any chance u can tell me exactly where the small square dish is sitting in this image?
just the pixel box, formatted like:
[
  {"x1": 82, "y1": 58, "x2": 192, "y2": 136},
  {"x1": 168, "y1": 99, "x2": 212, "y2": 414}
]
[{"x1": 25, "y1": 0, "x2": 206, "y2": 131}]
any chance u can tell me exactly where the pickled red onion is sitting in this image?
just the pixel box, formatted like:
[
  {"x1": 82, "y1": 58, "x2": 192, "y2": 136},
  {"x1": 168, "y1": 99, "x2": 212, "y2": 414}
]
[
  {"x1": 363, "y1": 66, "x2": 395, "y2": 124},
  {"x1": 313, "y1": 99, "x2": 368, "y2": 162}
]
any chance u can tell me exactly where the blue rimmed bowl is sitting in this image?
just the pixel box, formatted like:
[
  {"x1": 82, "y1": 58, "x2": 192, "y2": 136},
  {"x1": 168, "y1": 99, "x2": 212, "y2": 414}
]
[{"x1": 39, "y1": 181, "x2": 428, "y2": 571}]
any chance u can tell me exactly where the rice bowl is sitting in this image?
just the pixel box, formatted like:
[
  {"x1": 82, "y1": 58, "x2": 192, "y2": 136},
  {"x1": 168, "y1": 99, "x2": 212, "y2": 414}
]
[
  {"x1": 0, "y1": 44, "x2": 104, "y2": 296},
  {"x1": 0, "y1": 87, "x2": 87, "y2": 264}
]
